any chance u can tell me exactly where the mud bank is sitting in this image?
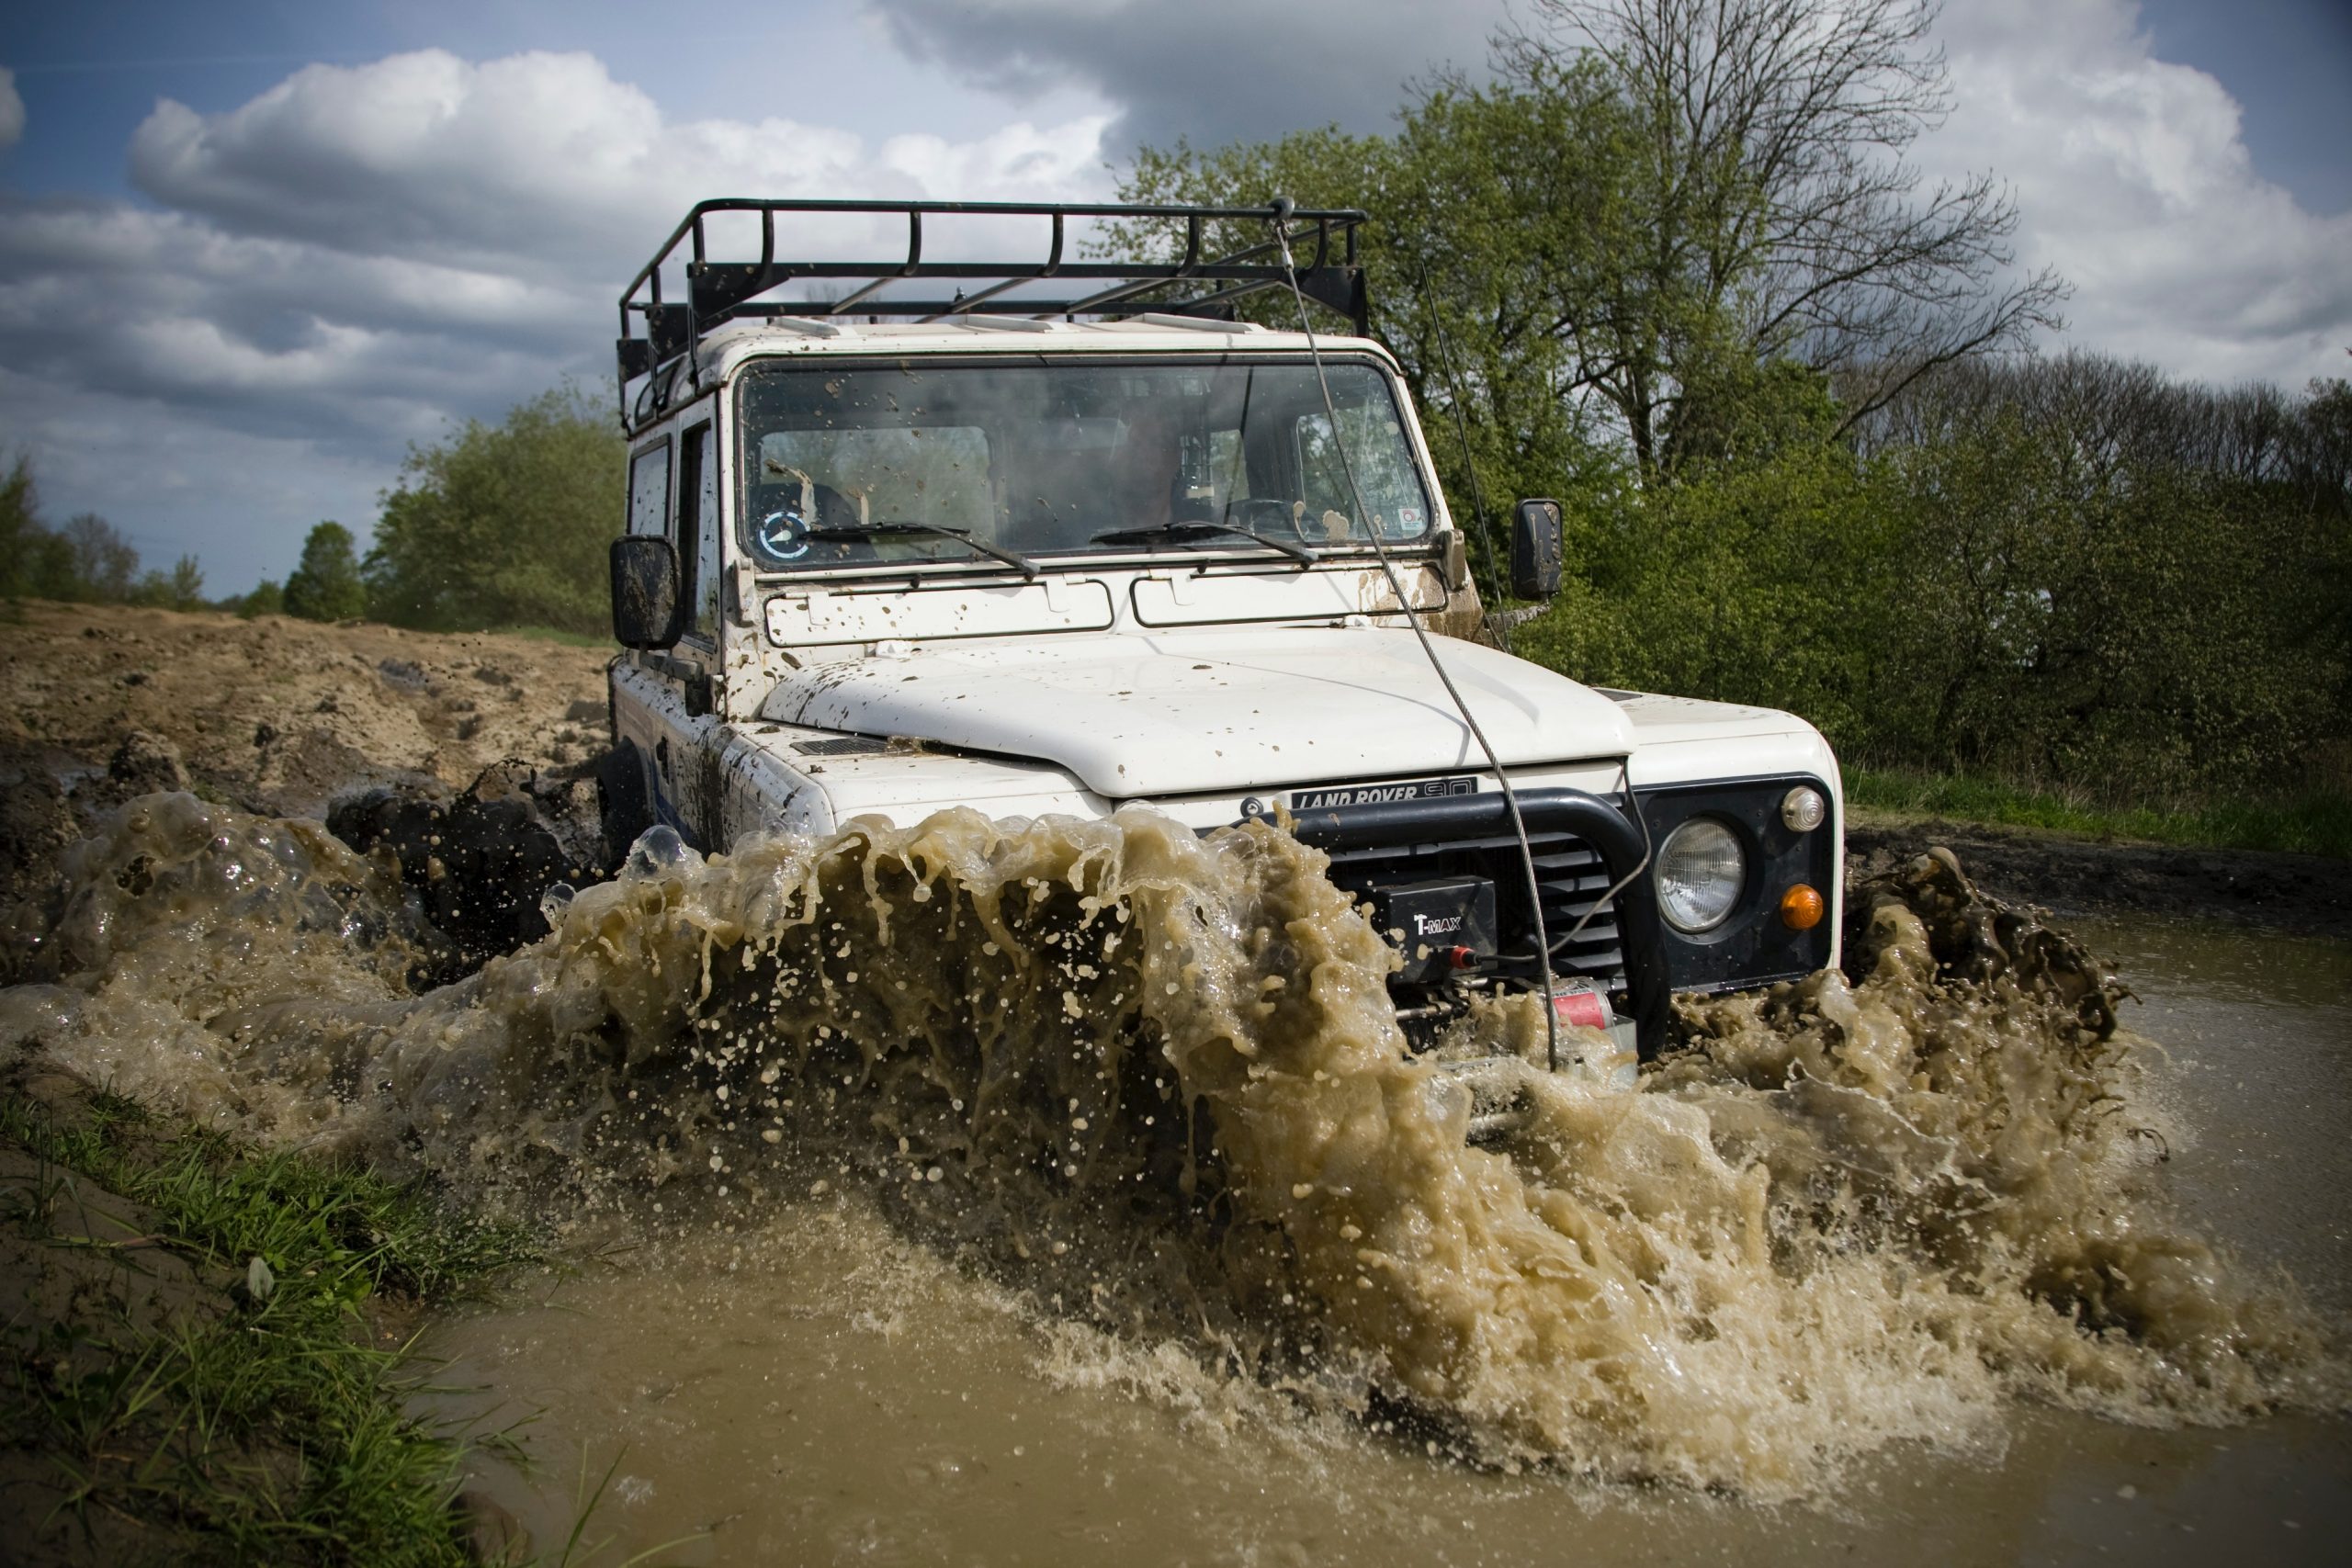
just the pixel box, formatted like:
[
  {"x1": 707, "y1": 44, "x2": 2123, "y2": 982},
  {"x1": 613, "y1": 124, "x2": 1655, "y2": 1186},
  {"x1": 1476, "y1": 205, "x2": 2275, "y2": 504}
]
[{"x1": 1849, "y1": 817, "x2": 2352, "y2": 942}]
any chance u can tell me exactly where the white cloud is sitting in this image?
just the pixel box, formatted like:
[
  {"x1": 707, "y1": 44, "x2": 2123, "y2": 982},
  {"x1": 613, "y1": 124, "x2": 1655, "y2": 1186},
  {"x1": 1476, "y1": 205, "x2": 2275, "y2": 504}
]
[
  {"x1": 0, "y1": 67, "x2": 21, "y2": 153},
  {"x1": 1, "y1": 49, "x2": 1114, "y2": 589},
  {"x1": 1919, "y1": 0, "x2": 2352, "y2": 385},
  {"x1": 128, "y1": 50, "x2": 1110, "y2": 277}
]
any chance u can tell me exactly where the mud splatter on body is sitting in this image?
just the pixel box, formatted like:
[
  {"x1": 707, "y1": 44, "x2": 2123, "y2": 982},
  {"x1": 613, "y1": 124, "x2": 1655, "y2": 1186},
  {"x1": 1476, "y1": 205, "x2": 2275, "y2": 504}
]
[{"x1": 2, "y1": 794, "x2": 2339, "y2": 1500}]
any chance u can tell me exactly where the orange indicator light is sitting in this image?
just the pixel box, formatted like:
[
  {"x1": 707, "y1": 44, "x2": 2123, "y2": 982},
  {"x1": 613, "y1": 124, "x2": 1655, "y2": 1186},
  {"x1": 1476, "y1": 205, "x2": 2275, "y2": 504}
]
[{"x1": 1779, "y1": 884, "x2": 1825, "y2": 931}]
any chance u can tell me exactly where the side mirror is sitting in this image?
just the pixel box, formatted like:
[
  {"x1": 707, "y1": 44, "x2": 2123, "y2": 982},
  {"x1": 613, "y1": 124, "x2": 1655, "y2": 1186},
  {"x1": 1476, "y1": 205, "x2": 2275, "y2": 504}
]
[
  {"x1": 1510, "y1": 499, "x2": 1564, "y2": 600},
  {"x1": 611, "y1": 536, "x2": 684, "y2": 649}
]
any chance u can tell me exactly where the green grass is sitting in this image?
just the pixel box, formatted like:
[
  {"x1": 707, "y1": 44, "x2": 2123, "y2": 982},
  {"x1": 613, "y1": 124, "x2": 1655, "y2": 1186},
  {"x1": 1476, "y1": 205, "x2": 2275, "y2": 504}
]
[
  {"x1": 1847, "y1": 768, "x2": 2352, "y2": 860},
  {"x1": 1, "y1": 1088, "x2": 539, "y2": 1565}
]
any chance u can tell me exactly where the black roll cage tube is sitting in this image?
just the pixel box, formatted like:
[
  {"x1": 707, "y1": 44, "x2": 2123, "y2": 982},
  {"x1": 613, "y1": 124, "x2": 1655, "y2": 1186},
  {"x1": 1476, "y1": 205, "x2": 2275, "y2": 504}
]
[{"x1": 1285, "y1": 786, "x2": 1673, "y2": 1062}]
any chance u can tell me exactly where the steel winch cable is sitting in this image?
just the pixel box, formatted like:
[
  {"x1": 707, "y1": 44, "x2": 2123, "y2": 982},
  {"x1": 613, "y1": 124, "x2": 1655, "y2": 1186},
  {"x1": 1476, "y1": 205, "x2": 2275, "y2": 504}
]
[{"x1": 1266, "y1": 197, "x2": 1565, "y2": 1072}]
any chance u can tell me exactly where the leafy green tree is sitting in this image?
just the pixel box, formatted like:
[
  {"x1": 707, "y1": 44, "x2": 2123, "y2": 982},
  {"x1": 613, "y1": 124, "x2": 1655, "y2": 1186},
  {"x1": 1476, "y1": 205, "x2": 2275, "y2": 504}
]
[
  {"x1": 282, "y1": 521, "x2": 368, "y2": 621},
  {"x1": 1117, "y1": 73, "x2": 1639, "y2": 591},
  {"x1": 0, "y1": 454, "x2": 79, "y2": 602},
  {"x1": 1517, "y1": 434, "x2": 1910, "y2": 751},
  {"x1": 1499, "y1": 0, "x2": 2066, "y2": 468},
  {"x1": 128, "y1": 555, "x2": 206, "y2": 612},
  {"x1": 364, "y1": 384, "x2": 620, "y2": 634},
  {"x1": 62, "y1": 514, "x2": 140, "y2": 601},
  {"x1": 0, "y1": 453, "x2": 39, "y2": 601},
  {"x1": 2, "y1": 454, "x2": 207, "y2": 608},
  {"x1": 231, "y1": 579, "x2": 286, "y2": 619},
  {"x1": 1853, "y1": 356, "x2": 2352, "y2": 797},
  {"x1": 1125, "y1": 0, "x2": 2064, "y2": 496}
]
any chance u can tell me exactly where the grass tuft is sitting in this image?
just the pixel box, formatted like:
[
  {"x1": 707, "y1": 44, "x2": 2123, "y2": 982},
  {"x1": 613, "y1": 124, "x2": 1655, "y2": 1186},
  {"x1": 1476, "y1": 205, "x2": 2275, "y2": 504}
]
[
  {"x1": 1847, "y1": 769, "x2": 2352, "y2": 860},
  {"x1": 1, "y1": 1088, "x2": 538, "y2": 1565}
]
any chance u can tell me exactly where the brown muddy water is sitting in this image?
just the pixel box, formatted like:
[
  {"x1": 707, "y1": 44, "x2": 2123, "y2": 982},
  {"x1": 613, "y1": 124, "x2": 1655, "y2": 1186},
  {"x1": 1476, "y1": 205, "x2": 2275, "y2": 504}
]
[
  {"x1": 415, "y1": 912, "x2": 2352, "y2": 1567},
  {"x1": 4, "y1": 795, "x2": 2346, "y2": 1563}
]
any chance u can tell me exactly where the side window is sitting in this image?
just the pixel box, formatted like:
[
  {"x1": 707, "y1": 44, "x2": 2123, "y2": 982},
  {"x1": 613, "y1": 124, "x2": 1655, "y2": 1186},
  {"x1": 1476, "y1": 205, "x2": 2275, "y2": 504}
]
[
  {"x1": 628, "y1": 440, "x2": 671, "y2": 536},
  {"x1": 678, "y1": 424, "x2": 720, "y2": 645}
]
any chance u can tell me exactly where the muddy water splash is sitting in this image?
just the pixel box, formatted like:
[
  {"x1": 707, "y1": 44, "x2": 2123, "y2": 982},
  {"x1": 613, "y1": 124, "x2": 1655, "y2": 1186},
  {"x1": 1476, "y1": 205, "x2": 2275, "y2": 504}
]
[{"x1": 1, "y1": 794, "x2": 2339, "y2": 1499}]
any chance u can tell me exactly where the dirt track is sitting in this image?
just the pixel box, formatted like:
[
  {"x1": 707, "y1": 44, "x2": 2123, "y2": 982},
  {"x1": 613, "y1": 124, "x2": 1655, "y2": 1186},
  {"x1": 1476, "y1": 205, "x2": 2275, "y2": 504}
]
[
  {"x1": 0, "y1": 603, "x2": 612, "y2": 906},
  {"x1": 0, "y1": 601, "x2": 609, "y2": 810}
]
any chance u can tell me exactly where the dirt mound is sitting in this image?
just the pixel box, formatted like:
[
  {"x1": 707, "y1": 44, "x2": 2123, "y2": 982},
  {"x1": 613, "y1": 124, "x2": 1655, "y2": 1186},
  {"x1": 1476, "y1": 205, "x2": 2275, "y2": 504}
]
[{"x1": 0, "y1": 602, "x2": 611, "y2": 907}]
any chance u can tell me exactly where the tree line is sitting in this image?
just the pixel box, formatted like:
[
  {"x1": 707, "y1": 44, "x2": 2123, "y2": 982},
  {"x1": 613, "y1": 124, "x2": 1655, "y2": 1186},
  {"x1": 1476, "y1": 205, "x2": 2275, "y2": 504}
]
[
  {"x1": 242, "y1": 384, "x2": 620, "y2": 635},
  {"x1": 4, "y1": 380, "x2": 619, "y2": 637},
  {"x1": 1, "y1": 456, "x2": 209, "y2": 612}
]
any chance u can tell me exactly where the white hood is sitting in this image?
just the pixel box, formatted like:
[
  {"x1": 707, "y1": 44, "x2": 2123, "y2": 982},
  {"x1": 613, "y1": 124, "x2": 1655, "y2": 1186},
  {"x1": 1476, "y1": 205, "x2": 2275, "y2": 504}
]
[{"x1": 760, "y1": 628, "x2": 1635, "y2": 797}]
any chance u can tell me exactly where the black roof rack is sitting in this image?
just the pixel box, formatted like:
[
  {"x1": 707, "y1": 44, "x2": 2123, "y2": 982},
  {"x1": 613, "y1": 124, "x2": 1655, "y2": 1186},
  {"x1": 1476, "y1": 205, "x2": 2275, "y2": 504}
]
[{"x1": 615, "y1": 198, "x2": 1369, "y2": 406}]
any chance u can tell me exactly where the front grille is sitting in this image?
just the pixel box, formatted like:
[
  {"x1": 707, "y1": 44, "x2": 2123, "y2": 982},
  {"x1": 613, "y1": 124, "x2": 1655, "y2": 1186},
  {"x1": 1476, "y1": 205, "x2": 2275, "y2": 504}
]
[{"x1": 1320, "y1": 822, "x2": 1628, "y2": 994}]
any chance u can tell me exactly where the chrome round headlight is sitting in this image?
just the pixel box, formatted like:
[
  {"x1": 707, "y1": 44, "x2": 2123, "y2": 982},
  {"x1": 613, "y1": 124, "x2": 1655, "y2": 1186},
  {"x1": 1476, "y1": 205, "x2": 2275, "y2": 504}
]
[
  {"x1": 1781, "y1": 784, "x2": 1827, "y2": 833},
  {"x1": 1656, "y1": 818, "x2": 1746, "y2": 932}
]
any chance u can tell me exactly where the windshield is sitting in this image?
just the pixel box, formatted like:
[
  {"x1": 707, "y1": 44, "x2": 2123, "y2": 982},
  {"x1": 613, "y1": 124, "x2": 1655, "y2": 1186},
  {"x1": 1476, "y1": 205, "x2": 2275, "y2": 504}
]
[{"x1": 733, "y1": 358, "x2": 1433, "y2": 570}]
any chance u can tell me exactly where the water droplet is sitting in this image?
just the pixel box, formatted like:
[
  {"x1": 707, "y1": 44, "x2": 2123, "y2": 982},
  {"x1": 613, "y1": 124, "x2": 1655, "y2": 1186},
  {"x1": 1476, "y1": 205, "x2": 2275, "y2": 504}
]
[{"x1": 623, "y1": 824, "x2": 694, "y2": 878}]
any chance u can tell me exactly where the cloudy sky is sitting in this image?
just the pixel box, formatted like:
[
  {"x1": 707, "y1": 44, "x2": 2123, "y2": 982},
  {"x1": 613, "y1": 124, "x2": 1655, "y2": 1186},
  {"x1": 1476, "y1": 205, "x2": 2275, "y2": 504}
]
[{"x1": 2, "y1": 0, "x2": 2346, "y2": 593}]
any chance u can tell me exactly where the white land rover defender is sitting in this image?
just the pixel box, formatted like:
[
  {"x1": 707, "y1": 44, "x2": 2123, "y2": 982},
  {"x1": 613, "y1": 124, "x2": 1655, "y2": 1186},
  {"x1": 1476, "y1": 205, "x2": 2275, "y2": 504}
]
[{"x1": 602, "y1": 199, "x2": 1842, "y2": 1071}]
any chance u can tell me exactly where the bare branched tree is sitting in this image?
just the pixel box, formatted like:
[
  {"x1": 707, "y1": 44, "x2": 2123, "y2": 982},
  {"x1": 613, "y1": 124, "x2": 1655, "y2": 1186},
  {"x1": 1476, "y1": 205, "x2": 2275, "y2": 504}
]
[{"x1": 1500, "y1": 0, "x2": 2068, "y2": 471}]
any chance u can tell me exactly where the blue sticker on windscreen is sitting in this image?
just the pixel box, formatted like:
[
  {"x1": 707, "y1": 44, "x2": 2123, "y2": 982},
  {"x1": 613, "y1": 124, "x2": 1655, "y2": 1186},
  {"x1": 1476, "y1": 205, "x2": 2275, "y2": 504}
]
[{"x1": 755, "y1": 507, "x2": 811, "y2": 561}]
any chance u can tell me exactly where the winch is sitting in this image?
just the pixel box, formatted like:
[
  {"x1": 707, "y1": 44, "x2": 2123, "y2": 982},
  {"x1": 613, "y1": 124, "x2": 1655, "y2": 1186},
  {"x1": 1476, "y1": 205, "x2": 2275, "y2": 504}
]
[{"x1": 1368, "y1": 874, "x2": 1498, "y2": 984}]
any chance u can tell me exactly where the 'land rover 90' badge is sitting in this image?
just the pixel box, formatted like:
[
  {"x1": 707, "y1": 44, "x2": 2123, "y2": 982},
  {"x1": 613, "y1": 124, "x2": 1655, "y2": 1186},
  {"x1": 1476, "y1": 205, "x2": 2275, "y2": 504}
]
[{"x1": 1290, "y1": 775, "x2": 1477, "y2": 812}]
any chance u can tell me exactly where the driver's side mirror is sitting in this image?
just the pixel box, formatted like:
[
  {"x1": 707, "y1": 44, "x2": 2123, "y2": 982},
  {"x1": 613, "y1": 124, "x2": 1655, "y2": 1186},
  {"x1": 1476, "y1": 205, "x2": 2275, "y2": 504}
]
[
  {"x1": 611, "y1": 535, "x2": 684, "y2": 649},
  {"x1": 1510, "y1": 499, "x2": 1564, "y2": 600}
]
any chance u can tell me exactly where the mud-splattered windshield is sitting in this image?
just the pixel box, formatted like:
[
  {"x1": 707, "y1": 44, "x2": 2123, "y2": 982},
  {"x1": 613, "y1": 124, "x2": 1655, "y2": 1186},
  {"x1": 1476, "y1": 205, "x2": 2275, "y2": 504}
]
[{"x1": 733, "y1": 358, "x2": 1433, "y2": 571}]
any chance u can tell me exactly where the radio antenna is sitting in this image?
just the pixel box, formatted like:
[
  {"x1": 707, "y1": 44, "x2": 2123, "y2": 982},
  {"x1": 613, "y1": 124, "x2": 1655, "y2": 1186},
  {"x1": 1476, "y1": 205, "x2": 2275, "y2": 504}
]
[
  {"x1": 1267, "y1": 197, "x2": 1563, "y2": 1073},
  {"x1": 1413, "y1": 265, "x2": 1509, "y2": 649}
]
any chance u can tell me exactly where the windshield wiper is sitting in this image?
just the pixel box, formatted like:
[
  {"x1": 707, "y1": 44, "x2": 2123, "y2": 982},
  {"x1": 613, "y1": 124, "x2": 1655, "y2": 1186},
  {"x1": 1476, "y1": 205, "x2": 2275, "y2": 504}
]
[
  {"x1": 1089, "y1": 520, "x2": 1320, "y2": 567},
  {"x1": 805, "y1": 521, "x2": 1038, "y2": 578}
]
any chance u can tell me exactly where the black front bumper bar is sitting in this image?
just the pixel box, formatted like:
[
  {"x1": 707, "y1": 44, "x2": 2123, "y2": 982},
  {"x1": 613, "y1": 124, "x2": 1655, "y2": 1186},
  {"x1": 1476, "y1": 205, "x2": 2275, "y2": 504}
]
[{"x1": 1286, "y1": 786, "x2": 1669, "y2": 1061}]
